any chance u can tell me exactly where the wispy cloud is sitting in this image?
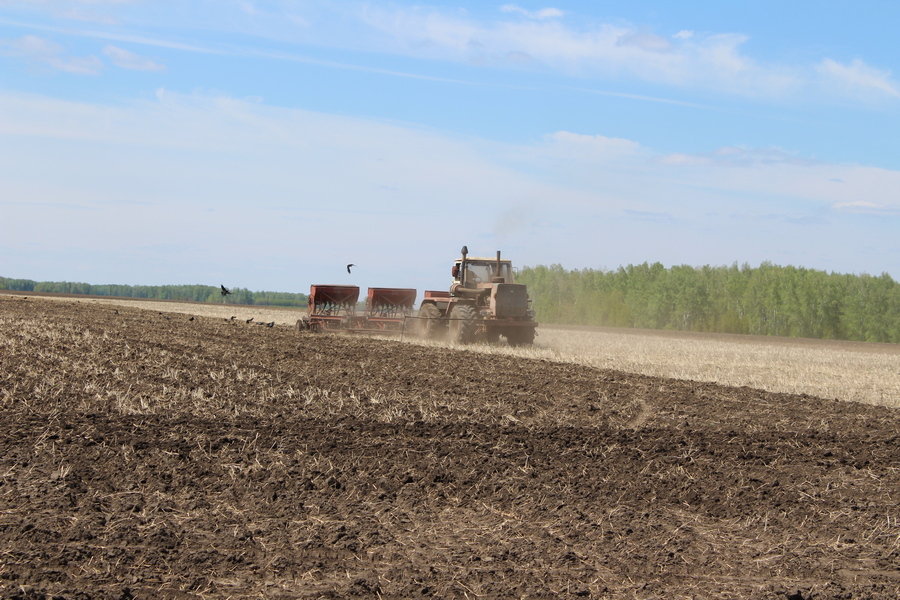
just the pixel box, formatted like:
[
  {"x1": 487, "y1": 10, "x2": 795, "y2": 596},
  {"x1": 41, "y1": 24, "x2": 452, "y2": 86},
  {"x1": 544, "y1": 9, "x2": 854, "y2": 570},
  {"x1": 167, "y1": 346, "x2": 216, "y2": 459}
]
[
  {"x1": 832, "y1": 200, "x2": 900, "y2": 216},
  {"x1": 357, "y1": 6, "x2": 898, "y2": 103},
  {"x1": 499, "y1": 5, "x2": 564, "y2": 20},
  {"x1": 0, "y1": 0, "x2": 135, "y2": 24},
  {"x1": 623, "y1": 209, "x2": 676, "y2": 223},
  {"x1": 653, "y1": 146, "x2": 900, "y2": 214},
  {"x1": 3, "y1": 89, "x2": 898, "y2": 217},
  {"x1": 817, "y1": 58, "x2": 900, "y2": 100},
  {"x1": 0, "y1": 17, "x2": 222, "y2": 54},
  {"x1": 546, "y1": 131, "x2": 642, "y2": 159},
  {"x1": 3, "y1": 3, "x2": 897, "y2": 105},
  {"x1": 659, "y1": 146, "x2": 820, "y2": 169},
  {"x1": 103, "y1": 44, "x2": 165, "y2": 71},
  {"x1": 359, "y1": 8, "x2": 782, "y2": 92},
  {"x1": 0, "y1": 34, "x2": 102, "y2": 74}
]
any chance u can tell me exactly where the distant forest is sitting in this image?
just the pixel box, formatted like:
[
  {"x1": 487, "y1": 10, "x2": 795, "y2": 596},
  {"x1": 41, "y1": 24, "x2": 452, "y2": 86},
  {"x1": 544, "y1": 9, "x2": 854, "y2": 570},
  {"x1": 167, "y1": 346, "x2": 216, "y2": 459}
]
[
  {"x1": 0, "y1": 277, "x2": 308, "y2": 307},
  {"x1": 517, "y1": 262, "x2": 900, "y2": 343}
]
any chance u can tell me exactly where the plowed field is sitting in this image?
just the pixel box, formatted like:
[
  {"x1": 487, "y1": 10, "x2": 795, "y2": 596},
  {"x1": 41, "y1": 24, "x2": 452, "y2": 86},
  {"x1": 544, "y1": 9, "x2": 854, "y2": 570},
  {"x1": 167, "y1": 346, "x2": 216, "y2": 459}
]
[{"x1": 1, "y1": 295, "x2": 899, "y2": 599}]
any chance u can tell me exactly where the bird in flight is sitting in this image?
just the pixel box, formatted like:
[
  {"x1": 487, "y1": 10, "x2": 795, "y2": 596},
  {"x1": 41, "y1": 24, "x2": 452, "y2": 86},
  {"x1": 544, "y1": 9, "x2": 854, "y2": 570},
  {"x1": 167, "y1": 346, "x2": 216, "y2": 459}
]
[
  {"x1": 221, "y1": 285, "x2": 231, "y2": 296},
  {"x1": 347, "y1": 264, "x2": 356, "y2": 274}
]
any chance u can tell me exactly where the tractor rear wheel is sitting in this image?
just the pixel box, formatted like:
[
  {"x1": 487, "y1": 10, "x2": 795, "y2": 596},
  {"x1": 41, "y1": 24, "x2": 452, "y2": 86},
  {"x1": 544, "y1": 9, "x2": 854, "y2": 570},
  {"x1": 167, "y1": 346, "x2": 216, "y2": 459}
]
[
  {"x1": 418, "y1": 303, "x2": 444, "y2": 340},
  {"x1": 449, "y1": 304, "x2": 478, "y2": 344}
]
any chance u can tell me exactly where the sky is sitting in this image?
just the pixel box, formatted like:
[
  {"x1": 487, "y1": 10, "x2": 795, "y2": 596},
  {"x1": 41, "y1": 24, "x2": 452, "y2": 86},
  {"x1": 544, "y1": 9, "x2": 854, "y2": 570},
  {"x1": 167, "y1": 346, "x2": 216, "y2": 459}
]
[{"x1": 2, "y1": 1, "x2": 900, "y2": 294}]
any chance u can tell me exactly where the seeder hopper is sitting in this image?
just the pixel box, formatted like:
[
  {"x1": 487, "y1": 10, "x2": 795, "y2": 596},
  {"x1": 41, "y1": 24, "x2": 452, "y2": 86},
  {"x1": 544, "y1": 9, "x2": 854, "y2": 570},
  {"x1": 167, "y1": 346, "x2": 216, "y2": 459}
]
[
  {"x1": 364, "y1": 287, "x2": 418, "y2": 332},
  {"x1": 298, "y1": 285, "x2": 416, "y2": 334},
  {"x1": 300, "y1": 285, "x2": 360, "y2": 331}
]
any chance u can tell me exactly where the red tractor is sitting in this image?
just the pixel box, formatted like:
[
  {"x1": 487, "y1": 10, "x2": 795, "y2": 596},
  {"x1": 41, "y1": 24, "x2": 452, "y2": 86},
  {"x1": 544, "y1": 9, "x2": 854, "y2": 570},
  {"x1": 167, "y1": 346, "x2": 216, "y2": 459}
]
[{"x1": 418, "y1": 246, "x2": 538, "y2": 345}]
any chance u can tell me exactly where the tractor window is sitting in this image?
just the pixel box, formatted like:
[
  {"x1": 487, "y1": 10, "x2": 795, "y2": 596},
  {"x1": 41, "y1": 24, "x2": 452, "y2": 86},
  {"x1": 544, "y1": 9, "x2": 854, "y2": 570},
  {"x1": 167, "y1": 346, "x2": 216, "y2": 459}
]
[{"x1": 462, "y1": 262, "x2": 512, "y2": 284}]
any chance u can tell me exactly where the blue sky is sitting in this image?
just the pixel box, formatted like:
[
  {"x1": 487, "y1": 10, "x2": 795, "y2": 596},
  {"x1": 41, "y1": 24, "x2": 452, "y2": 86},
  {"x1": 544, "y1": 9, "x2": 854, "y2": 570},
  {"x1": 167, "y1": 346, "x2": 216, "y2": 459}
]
[{"x1": 1, "y1": 1, "x2": 899, "y2": 294}]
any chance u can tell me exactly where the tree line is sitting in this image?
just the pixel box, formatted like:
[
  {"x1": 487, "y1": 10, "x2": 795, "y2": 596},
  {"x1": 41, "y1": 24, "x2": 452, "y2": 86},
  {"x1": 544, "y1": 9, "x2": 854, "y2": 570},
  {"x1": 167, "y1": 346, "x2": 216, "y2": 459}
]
[
  {"x1": 0, "y1": 277, "x2": 308, "y2": 307},
  {"x1": 516, "y1": 262, "x2": 900, "y2": 343},
  {"x1": 5, "y1": 262, "x2": 899, "y2": 342}
]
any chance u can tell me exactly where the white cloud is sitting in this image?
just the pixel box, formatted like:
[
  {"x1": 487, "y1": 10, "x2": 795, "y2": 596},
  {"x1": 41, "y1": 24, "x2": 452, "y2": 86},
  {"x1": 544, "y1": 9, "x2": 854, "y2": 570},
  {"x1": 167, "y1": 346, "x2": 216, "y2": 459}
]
[
  {"x1": 359, "y1": 7, "x2": 805, "y2": 97},
  {"x1": 237, "y1": 1, "x2": 259, "y2": 17},
  {"x1": 103, "y1": 45, "x2": 165, "y2": 71},
  {"x1": 0, "y1": 34, "x2": 103, "y2": 74},
  {"x1": 0, "y1": 89, "x2": 573, "y2": 288},
  {"x1": 3, "y1": 89, "x2": 900, "y2": 283},
  {"x1": 617, "y1": 31, "x2": 671, "y2": 53},
  {"x1": 818, "y1": 58, "x2": 900, "y2": 100},
  {"x1": 547, "y1": 131, "x2": 641, "y2": 157},
  {"x1": 655, "y1": 146, "x2": 900, "y2": 214},
  {"x1": 499, "y1": 5, "x2": 564, "y2": 20},
  {"x1": 657, "y1": 153, "x2": 710, "y2": 166},
  {"x1": 832, "y1": 200, "x2": 887, "y2": 213}
]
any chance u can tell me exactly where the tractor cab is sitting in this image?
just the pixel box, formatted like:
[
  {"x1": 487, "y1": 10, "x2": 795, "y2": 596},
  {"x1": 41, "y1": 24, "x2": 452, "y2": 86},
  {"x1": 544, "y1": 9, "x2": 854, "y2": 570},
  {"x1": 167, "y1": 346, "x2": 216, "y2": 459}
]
[{"x1": 452, "y1": 257, "x2": 514, "y2": 287}]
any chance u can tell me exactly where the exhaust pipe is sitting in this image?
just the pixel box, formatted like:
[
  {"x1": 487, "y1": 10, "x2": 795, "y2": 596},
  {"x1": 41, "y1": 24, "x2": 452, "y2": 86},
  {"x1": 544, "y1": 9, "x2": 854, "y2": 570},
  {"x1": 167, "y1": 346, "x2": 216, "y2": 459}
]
[{"x1": 460, "y1": 245, "x2": 468, "y2": 287}]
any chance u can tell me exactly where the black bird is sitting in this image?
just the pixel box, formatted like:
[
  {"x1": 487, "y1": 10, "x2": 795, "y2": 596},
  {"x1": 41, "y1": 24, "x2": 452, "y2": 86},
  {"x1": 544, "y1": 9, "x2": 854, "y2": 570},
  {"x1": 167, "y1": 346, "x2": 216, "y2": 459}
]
[
  {"x1": 347, "y1": 263, "x2": 356, "y2": 274},
  {"x1": 266, "y1": 321, "x2": 275, "y2": 328},
  {"x1": 246, "y1": 317, "x2": 254, "y2": 323},
  {"x1": 221, "y1": 285, "x2": 231, "y2": 296}
]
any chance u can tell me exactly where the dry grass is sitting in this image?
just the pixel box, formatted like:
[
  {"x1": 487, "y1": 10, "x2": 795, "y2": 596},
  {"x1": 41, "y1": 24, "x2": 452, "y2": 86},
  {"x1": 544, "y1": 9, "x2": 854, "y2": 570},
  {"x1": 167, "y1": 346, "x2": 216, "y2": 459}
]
[
  {"x1": 7, "y1": 293, "x2": 899, "y2": 408},
  {"x1": 445, "y1": 325, "x2": 900, "y2": 408},
  {"x1": 23, "y1": 294, "x2": 307, "y2": 326}
]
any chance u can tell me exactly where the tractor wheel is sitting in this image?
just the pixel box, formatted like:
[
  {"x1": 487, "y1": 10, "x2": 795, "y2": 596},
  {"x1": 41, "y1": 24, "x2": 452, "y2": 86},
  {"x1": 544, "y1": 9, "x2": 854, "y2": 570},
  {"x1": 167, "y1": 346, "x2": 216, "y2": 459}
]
[
  {"x1": 418, "y1": 303, "x2": 445, "y2": 340},
  {"x1": 505, "y1": 326, "x2": 536, "y2": 347},
  {"x1": 449, "y1": 304, "x2": 478, "y2": 344}
]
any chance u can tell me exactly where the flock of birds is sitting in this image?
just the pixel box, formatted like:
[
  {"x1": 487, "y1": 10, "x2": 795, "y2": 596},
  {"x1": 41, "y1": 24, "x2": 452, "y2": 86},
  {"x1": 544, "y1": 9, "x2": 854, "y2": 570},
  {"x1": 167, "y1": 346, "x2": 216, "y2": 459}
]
[
  {"x1": 117, "y1": 283, "x2": 278, "y2": 327},
  {"x1": 228, "y1": 315, "x2": 275, "y2": 327},
  {"x1": 145, "y1": 310, "x2": 276, "y2": 328},
  {"x1": 189, "y1": 264, "x2": 354, "y2": 328},
  {"x1": 211, "y1": 264, "x2": 356, "y2": 327}
]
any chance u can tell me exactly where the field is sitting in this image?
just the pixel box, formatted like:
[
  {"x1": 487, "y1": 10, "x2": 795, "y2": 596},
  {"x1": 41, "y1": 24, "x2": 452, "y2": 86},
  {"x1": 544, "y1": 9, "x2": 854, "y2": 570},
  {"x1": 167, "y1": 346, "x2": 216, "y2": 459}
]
[
  {"x1": 2, "y1": 293, "x2": 900, "y2": 599},
  {"x1": 18, "y1": 291, "x2": 900, "y2": 408}
]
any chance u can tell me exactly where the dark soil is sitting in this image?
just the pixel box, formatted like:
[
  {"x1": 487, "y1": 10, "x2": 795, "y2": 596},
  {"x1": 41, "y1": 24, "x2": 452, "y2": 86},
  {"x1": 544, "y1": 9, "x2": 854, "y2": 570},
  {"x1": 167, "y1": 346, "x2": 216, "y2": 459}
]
[{"x1": 1, "y1": 295, "x2": 899, "y2": 599}]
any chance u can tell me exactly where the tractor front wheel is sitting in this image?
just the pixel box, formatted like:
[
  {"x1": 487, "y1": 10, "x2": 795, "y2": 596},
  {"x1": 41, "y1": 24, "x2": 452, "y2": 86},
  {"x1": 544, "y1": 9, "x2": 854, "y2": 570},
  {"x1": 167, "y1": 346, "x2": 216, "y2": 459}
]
[{"x1": 418, "y1": 303, "x2": 445, "y2": 340}]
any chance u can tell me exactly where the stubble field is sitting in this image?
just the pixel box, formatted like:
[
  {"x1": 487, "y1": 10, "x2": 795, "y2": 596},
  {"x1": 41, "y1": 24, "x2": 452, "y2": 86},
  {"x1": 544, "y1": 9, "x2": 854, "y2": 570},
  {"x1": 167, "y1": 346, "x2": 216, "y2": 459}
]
[{"x1": 1, "y1": 293, "x2": 899, "y2": 599}]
